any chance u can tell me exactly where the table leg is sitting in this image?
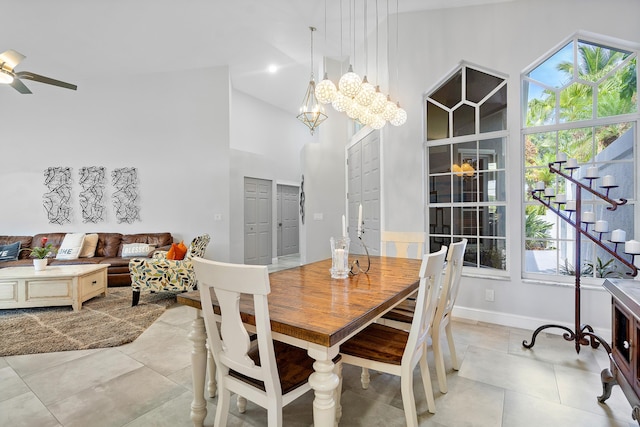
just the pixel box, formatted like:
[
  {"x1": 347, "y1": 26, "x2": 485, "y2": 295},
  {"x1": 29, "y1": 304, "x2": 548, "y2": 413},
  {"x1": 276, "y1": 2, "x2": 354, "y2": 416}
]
[
  {"x1": 308, "y1": 347, "x2": 340, "y2": 427},
  {"x1": 188, "y1": 309, "x2": 208, "y2": 427}
]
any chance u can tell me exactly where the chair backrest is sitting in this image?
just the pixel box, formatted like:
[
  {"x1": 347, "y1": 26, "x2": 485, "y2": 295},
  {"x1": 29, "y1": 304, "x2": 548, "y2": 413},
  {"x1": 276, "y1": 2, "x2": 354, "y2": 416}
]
[
  {"x1": 192, "y1": 257, "x2": 282, "y2": 397},
  {"x1": 404, "y1": 246, "x2": 447, "y2": 364},
  {"x1": 436, "y1": 239, "x2": 468, "y2": 321},
  {"x1": 380, "y1": 231, "x2": 426, "y2": 259},
  {"x1": 187, "y1": 234, "x2": 211, "y2": 259}
]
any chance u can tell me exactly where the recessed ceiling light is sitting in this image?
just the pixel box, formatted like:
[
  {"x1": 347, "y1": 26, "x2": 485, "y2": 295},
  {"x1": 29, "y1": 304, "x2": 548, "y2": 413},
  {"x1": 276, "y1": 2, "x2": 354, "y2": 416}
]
[{"x1": 267, "y1": 64, "x2": 278, "y2": 74}]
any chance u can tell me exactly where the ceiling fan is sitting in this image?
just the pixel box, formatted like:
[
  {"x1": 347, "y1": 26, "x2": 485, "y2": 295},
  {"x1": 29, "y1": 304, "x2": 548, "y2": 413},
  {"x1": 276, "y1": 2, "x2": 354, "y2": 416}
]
[{"x1": 0, "y1": 49, "x2": 77, "y2": 94}]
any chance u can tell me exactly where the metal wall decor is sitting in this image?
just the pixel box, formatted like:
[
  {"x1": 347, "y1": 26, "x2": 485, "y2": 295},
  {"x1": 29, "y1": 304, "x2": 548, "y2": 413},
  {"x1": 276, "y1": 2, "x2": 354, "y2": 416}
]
[
  {"x1": 111, "y1": 167, "x2": 140, "y2": 224},
  {"x1": 79, "y1": 166, "x2": 106, "y2": 223},
  {"x1": 300, "y1": 174, "x2": 305, "y2": 224},
  {"x1": 43, "y1": 167, "x2": 72, "y2": 225}
]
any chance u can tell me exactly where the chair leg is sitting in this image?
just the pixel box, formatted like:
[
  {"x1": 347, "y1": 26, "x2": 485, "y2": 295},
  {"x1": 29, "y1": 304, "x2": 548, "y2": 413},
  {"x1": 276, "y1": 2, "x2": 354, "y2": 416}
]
[
  {"x1": 215, "y1": 388, "x2": 231, "y2": 427},
  {"x1": 400, "y1": 369, "x2": 419, "y2": 427},
  {"x1": 237, "y1": 395, "x2": 247, "y2": 413},
  {"x1": 445, "y1": 322, "x2": 459, "y2": 370},
  {"x1": 432, "y1": 326, "x2": 448, "y2": 394},
  {"x1": 131, "y1": 289, "x2": 141, "y2": 306},
  {"x1": 360, "y1": 367, "x2": 370, "y2": 389},
  {"x1": 419, "y1": 350, "x2": 437, "y2": 415}
]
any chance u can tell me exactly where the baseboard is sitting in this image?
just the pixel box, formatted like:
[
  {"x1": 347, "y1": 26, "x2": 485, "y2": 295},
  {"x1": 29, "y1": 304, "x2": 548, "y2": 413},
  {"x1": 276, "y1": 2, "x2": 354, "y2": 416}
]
[{"x1": 452, "y1": 305, "x2": 612, "y2": 339}]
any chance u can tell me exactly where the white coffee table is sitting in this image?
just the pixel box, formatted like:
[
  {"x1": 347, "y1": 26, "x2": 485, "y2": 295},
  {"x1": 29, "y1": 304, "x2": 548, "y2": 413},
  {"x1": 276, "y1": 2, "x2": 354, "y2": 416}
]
[{"x1": 0, "y1": 264, "x2": 109, "y2": 312}]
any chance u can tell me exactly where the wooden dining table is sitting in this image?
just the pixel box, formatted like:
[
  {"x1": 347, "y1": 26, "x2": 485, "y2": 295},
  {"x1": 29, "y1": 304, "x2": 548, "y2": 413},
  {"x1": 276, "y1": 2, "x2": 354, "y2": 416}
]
[{"x1": 177, "y1": 255, "x2": 423, "y2": 427}]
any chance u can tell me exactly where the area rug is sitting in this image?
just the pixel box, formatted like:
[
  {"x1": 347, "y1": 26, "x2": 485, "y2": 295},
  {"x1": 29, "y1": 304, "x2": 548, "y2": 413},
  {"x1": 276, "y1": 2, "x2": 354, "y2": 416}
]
[{"x1": 0, "y1": 288, "x2": 177, "y2": 357}]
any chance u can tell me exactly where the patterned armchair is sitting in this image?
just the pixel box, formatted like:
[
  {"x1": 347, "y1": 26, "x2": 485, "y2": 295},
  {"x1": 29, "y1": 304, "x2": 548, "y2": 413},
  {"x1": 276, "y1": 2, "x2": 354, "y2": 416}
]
[{"x1": 129, "y1": 234, "x2": 211, "y2": 306}]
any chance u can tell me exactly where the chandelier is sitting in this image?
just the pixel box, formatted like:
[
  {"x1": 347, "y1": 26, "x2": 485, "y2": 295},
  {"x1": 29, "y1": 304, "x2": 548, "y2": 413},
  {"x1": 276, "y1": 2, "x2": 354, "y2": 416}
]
[
  {"x1": 297, "y1": 27, "x2": 328, "y2": 135},
  {"x1": 314, "y1": 0, "x2": 406, "y2": 128}
]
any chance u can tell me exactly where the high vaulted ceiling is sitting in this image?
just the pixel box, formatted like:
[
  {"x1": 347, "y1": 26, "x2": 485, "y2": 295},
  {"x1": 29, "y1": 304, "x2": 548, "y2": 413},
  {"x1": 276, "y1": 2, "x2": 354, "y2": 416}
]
[{"x1": 1, "y1": 0, "x2": 511, "y2": 115}]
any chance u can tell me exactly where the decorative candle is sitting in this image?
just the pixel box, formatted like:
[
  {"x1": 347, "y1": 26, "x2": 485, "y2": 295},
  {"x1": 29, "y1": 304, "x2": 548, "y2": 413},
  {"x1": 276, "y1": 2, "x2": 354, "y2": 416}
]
[
  {"x1": 594, "y1": 220, "x2": 609, "y2": 233},
  {"x1": 612, "y1": 229, "x2": 626, "y2": 243},
  {"x1": 535, "y1": 181, "x2": 545, "y2": 191},
  {"x1": 357, "y1": 204, "x2": 363, "y2": 237},
  {"x1": 556, "y1": 152, "x2": 567, "y2": 163},
  {"x1": 565, "y1": 200, "x2": 577, "y2": 211},
  {"x1": 624, "y1": 240, "x2": 640, "y2": 255},
  {"x1": 544, "y1": 187, "x2": 555, "y2": 197},
  {"x1": 555, "y1": 194, "x2": 567, "y2": 204},
  {"x1": 566, "y1": 158, "x2": 578, "y2": 168},
  {"x1": 342, "y1": 215, "x2": 346, "y2": 237},
  {"x1": 582, "y1": 211, "x2": 596, "y2": 223},
  {"x1": 335, "y1": 248, "x2": 345, "y2": 268},
  {"x1": 585, "y1": 166, "x2": 599, "y2": 179},
  {"x1": 602, "y1": 175, "x2": 616, "y2": 187}
]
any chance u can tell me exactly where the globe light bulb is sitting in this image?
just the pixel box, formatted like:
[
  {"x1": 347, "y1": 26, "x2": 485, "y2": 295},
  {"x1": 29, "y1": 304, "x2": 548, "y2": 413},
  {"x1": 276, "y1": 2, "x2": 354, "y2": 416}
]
[
  {"x1": 390, "y1": 103, "x2": 407, "y2": 126},
  {"x1": 370, "y1": 87, "x2": 387, "y2": 114},
  {"x1": 355, "y1": 76, "x2": 376, "y2": 107},
  {"x1": 332, "y1": 91, "x2": 352, "y2": 112},
  {"x1": 338, "y1": 64, "x2": 362, "y2": 98},
  {"x1": 315, "y1": 73, "x2": 337, "y2": 104},
  {"x1": 381, "y1": 96, "x2": 398, "y2": 121},
  {"x1": 370, "y1": 114, "x2": 386, "y2": 129},
  {"x1": 346, "y1": 101, "x2": 363, "y2": 119}
]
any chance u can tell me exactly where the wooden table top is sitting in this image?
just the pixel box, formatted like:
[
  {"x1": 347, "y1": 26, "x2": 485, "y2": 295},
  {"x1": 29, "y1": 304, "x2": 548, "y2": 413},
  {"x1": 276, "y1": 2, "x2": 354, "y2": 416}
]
[{"x1": 177, "y1": 256, "x2": 422, "y2": 347}]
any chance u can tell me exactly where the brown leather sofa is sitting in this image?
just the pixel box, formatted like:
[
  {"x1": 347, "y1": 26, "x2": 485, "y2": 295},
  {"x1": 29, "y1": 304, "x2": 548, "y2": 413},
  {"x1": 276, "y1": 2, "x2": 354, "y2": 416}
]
[{"x1": 0, "y1": 232, "x2": 173, "y2": 287}]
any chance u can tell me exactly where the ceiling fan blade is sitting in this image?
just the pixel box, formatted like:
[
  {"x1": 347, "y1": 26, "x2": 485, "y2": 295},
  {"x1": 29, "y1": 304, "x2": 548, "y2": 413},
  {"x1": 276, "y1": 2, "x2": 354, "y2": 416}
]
[
  {"x1": 15, "y1": 71, "x2": 77, "y2": 91},
  {"x1": 10, "y1": 78, "x2": 32, "y2": 94},
  {"x1": 0, "y1": 49, "x2": 26, "y2": 71}
]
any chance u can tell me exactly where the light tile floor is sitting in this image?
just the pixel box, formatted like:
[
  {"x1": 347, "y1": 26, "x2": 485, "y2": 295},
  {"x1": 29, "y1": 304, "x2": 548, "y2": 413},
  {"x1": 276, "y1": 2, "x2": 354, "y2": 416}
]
[{"x1": 0, "y1": 254, "x2": 635, "y2": 426}]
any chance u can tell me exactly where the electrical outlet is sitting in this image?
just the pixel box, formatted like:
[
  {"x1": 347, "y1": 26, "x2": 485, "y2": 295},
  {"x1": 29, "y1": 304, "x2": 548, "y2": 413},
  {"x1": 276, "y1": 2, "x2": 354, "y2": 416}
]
[{"x1": 485, "y1": 289, "x2": 495, "y2": 302}]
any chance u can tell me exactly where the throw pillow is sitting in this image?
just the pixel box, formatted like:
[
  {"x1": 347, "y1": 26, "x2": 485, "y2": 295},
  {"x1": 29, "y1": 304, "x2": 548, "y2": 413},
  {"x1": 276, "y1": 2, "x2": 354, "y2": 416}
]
[
  {"x1": 121, "y1": 243, "x2": 156, "y2": 257},
  {"x1": 0, "y1": 241, "x2": 21, "y2": 262},
  {"x1": 56, "y1": 233, "x2": 86, "y2": 260},
  {"x1": 79, "y1": 233, "x2": 99, "y2": 258},
  {"x1": 166, "y1": 241, "x2": 188, "y2": 260}
]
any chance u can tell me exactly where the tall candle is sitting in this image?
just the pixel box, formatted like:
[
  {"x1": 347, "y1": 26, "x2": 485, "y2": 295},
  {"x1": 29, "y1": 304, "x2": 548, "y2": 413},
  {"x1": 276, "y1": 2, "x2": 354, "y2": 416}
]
[
  {"x1": 556, "y1": 152, "x2": 567, "y2": 163},
  {"x1": 357, "y1": 204, "x2": 363, "y2": 237},
  {"x1": 342, "y1": 215, "x2": 346, "y2": 237},
  {"x1": 565, "y1": 200, "x2": 577, "y2": 211},
  {"x1": 594, "y1": 220, "x2": 609, "y2": 233},
  {"x1": 535, "y1": 181, "x2": 545, "y2": 191},
  {"x1": 544, "y1": 187, "x2": 555, "y2": 197},
  {"x1": 566, "y1": 158, "x2": 578, "y2": 168},
  {"x1": 582, "y1": 211, "x2": 595, "y2": 223},
  {"x1": 585, "y1": 166, "x2": 599, "y2": 179},
  {"x1": 602, "y1": 175, "x2": 616, "y2": 187},
  {"x1": 335, "y1": 248, "x2": 345, "y2": 268},
  {"x1": 611, "y1": 229, "x2": 626, "y2": 243},
  {"x1": 555, "y1": 194, "x2": 566, "y2": 204},
  {"x1": 625, "y1": 240, "x2": 640, "y2": 255}
]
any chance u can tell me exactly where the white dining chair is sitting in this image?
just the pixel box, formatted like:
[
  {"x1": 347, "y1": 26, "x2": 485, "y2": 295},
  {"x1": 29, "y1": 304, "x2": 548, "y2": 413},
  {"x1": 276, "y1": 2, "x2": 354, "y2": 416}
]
[
  {"x1": 193, "y1": 257, "x2": 336, "y2": 427},
  {"x1": 431, "y1": 238, "x2": 467, "y2": 393},
  {"x1": 339, "y1": 246, "x2": 447, "y2": 425},
  {"x1": 379, "y1": 239, "x2": 468, "y2": 394},
  {"x1": 381, "y1": 231, "x2": 426, "y2": 259}
]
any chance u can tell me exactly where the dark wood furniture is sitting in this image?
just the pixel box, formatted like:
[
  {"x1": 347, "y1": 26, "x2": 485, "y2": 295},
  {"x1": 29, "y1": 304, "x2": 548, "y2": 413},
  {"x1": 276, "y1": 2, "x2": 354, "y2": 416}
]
[
  {"x1": 177, "y1": 256, "x2": 423, "y2": 427},
  {"x1": 601, "y1": 279, "x2": 640, "y2": 424}
]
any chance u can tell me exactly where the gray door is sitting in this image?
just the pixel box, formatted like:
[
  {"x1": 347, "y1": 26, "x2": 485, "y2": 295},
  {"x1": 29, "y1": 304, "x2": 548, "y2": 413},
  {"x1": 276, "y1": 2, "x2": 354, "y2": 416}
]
[
  {"x1": 277, "y1": 184, "x2": 300, "y2": 256},
  {"x1": 348, "y1": 131, "x2": 381, "y2": 255},
  {"x1": 244, "y1": 177, "x2": 272, "y2": 265}
]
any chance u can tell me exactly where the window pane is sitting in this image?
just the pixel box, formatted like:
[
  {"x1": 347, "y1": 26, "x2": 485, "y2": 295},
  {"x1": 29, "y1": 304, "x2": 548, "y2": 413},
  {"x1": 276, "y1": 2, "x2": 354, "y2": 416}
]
[
  {"x1": 466, "y1": 68, "x2": 503, "y2": 103},
  {"x1": 577, "y1": 40, "x2": 632, "y2": 83},
  {"x1": 429, "y1": 207, "x2": 451, "y2": 236},
  {"x1": 597, "y1": 59, "x2": 638, "y2": 117},
  {"x1": 453, "y1": 103, "x2": 475, "y2": 137},
  {"x1": 429, "y1": 175, "x2": 451, "y2": 203},
  {"x1": 480, "y1": 85, "x2": 507, "y2": 132},
  {"x1": 528, "y1": 41, "x2": 573, "y2": 88},
  {"x1": 463, "y1": 238, "x2": 479, "y2": 267},
  {"x1": 558, "y1": 127, "x2": 593, "y2": 163},
  {"x1": 429, "y1": 236, "x2": 450, "y2": 254},
  {"x1": 559, "y1": 82, "x2": 593, "y2": 123},
  {"x1": 431, "y1": 71, "x2": 462, "y2": 108},
  {"x1": 478, "y1": 137, "x2": 506, "y2": 169},
  {"x1": 479, "y1": 238, "x2": 506, "y2": 270},
  {"x1": 524, "y1": 81, "x2": 556, "y2": 127},
  {"x1": 428, "y1": 145, "x2": 451, "y2": 173},
  {"x1": 453, "y1": 207, "x2": 477, "y2": 236},
  {"x1": 427, "y1": 101, "x2": 449, "y2": 141}
]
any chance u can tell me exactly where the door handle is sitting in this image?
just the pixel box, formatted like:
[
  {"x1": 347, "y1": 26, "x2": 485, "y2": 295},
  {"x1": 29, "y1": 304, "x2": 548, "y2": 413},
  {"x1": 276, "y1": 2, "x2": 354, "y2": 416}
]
[{"x1": 278, "y1": 223, "x2": 282, "y2": 226}]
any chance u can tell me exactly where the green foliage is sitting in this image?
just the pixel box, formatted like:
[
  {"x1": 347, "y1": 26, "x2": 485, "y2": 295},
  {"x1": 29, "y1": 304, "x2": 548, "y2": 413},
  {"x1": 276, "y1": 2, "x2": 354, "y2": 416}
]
[
  {"x1": 560, "y1": 257, "x2": 623, "y2": 278},
  {"x1": 525, "y1": 210, "x2": 553, "y2": 250}
]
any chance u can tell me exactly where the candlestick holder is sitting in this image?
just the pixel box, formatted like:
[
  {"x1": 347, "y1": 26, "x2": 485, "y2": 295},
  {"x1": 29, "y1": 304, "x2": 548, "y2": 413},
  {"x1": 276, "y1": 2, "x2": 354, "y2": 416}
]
[
  {"x1": 524, "y1": 161, "x2": 635, "y2": 356},
  {"x1": 350, "y1": 228, "x2": 371, "y2": 275}
]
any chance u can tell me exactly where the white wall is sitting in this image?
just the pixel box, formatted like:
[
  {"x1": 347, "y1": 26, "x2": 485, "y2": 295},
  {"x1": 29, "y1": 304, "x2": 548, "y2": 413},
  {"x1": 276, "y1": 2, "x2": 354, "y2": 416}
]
[
  {"x1": 228, "y1": 90, "x2": 316, "y2": 263},
  {"x1": 0, "y1": 66, "x2": 232, "y2": 260},
  {"x1": 378, "y1": 0, "x2": 640, "y2": 333}
]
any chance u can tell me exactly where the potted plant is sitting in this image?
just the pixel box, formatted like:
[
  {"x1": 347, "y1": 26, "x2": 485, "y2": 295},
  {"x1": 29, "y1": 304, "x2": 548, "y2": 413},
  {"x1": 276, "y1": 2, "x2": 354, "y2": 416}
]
[{"x1": 26, "y1": 237, "x2": 56, "y2": 270}]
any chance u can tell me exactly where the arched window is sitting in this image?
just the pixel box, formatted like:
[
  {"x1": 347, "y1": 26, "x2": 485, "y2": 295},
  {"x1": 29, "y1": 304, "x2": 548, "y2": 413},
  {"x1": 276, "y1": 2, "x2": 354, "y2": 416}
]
[
  {"x1": 425, "y1": 63, "x2": 508, "y2": 272},
  {"x1": 522, "y1": 32, "x2": 638, "y2": 280}
]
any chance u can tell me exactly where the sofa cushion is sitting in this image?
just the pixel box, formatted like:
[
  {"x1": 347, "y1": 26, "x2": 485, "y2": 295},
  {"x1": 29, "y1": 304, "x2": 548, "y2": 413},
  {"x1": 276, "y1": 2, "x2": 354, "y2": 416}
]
[
  {"x1": 95, "y1": 233, "x2": 123, "y2": 258},
  {"x1": 167, "y1": 241, "x2": 188, "y2": 260},
  {"x1": 0, "y1": 236, "x2": 32, "y2": 259},
  {"x1": 120, "y1": 233, "x2": 173, "y2": 255},
  {"x1": 121, "y1": 243, "x2": 156, "y2": 257},
  {"x1": 0, "y1": 241, "x2": 21, "y2": 262},
  {"x1": 56, "y1": 233, "x2": 86, "y2": 260},
  {"x1": 79, "y1": 233, "x2": 99, "y2": 258}
]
